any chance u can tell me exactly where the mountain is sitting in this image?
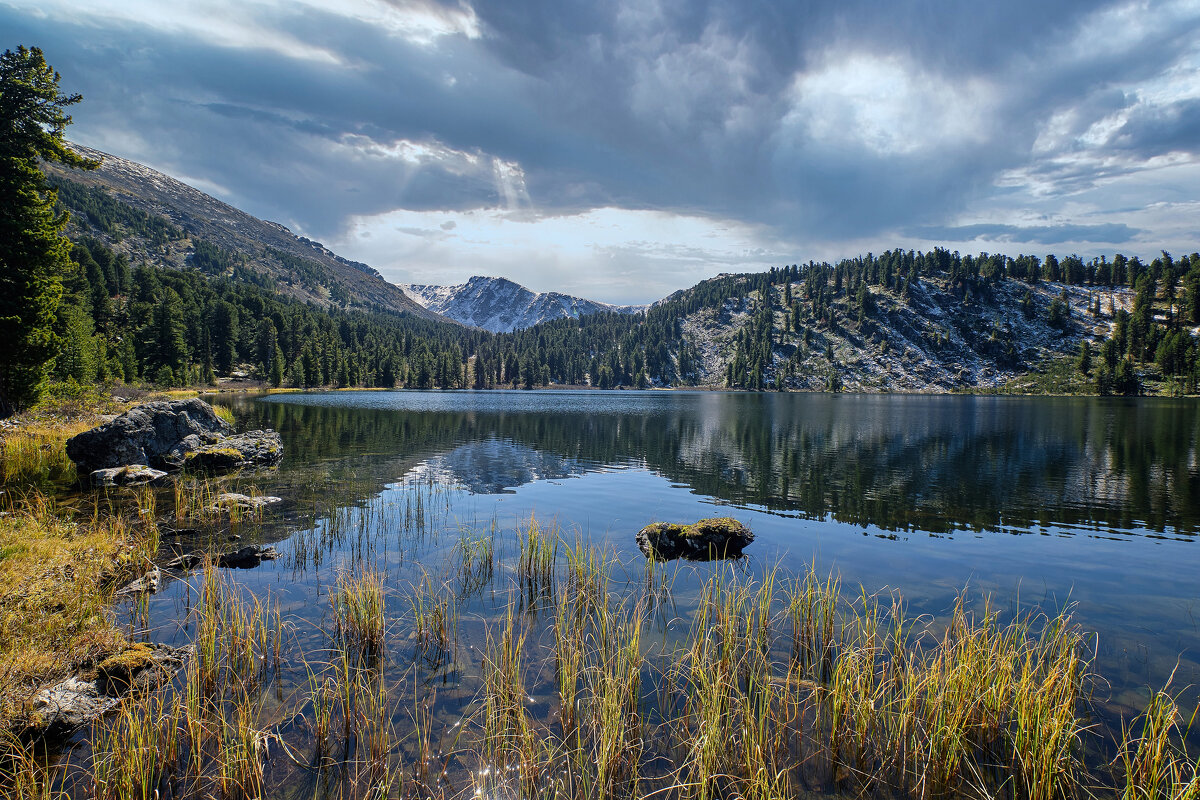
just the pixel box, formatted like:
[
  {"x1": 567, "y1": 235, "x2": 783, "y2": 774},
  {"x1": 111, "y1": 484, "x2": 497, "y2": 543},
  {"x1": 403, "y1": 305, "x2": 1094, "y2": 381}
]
[
  {"x1": 670, "y1": 270, "x2": 1107, "y2": 391},
  {"x1": 47, "y1": 145, "x2": 439, "y2": 320},
  {"x1": 491, "y1": 256, "x2": 1143, "y2": 393},
  {"x1": 401, "y1": 276, "x2": 646, "y2": 333}
]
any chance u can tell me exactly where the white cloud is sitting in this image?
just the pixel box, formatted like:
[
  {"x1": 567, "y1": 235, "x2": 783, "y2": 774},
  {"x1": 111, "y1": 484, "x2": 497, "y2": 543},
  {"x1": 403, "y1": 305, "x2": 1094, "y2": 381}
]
[
  {"x1": 331, "y1": 207, "x2": 797, "y2": 304},
  {"x1": 783, "y1": 53, "x2": 997, "y2": 156},
  {"x1": 5, "y1": 0, "x2": 479, "y2": 63},
  {"x1": 289, "y1": 0, "x2": 480, "y2": 44}
]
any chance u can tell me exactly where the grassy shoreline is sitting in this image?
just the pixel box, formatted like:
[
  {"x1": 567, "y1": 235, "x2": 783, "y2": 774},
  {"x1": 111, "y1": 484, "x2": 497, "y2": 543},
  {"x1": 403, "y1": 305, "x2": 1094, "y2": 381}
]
[
  {"x1": 7, "y1": 523, "x2": 1199, "y2": 799},
  {"x1": 0, "y1": 384, "x2": 175, "y2": 733}
]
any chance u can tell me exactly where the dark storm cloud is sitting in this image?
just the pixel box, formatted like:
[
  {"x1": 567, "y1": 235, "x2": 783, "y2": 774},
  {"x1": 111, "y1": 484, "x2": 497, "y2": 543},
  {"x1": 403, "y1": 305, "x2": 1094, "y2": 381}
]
[
  {"x1": 2, "y1": 0, "x2": 1198, "y2": 255},
  {"x1": 910, "y1": 223, "x2": 1142, "y2": 245},
  {"x1": 1112, "y1": 97, "x2": 1200, "y2": 156}
]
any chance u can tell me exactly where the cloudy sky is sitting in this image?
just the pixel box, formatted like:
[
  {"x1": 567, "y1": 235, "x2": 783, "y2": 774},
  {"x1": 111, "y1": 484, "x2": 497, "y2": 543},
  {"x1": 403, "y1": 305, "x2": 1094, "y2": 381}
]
[{"x1": 5, "y1": 0, "x2": 1200, "y2": 303}]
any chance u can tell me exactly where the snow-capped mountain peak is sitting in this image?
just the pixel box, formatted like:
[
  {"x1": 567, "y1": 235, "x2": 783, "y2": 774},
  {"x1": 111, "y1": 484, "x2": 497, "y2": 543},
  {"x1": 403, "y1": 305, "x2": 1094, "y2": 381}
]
[{"x1": 400, "y1": 276, "x2": 645, "y2": 333}]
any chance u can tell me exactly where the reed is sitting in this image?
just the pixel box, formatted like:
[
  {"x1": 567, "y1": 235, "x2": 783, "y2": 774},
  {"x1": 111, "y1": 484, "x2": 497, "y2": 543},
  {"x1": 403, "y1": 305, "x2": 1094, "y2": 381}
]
[
  {"x1": 408, "y1": 572, "x2": 457, "y2": 666},
  {"x1": 516, "y1": 514, "x2": 558, "y2": 606},
  {"x1": 1, "y1": 735, "x2": 66, "y2": 800},
  {"x1": 1116, "y1": 683, "x2": 1200, "y2": 799},
  {"x1": 583, "y1": 600, "x2": 646, "y2": 798},
  {"x1": 456, "y1": 524, "x2": 495, "y2": 593},
  {"x1": 353, "y1": 670, "x2": 395, "y2": 783},
  {"x1": 217, "y1": 690, "x2": 264, "y2": 800},
  {"x1": 332, "y1": 568, "x2": 387, "y2": 657},
  {"x1": 57, "y1": 508, "x2": 1188, "y2": 800},
  {"x1": 90, "y1": 693, "x2": 181, "y2": 800},
  {"x1": 305, "y1": 669, "x2": 336, "y2": 765},
  {"x1": 481, "y1": 603, "x2": 533, "y2": 769}
]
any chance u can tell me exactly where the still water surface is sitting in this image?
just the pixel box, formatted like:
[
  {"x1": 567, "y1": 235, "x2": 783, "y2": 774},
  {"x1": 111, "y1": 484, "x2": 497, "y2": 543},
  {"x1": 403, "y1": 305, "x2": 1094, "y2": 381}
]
[{"x1": 114, "y1": 390, "x2": 1200, "y2": 791}]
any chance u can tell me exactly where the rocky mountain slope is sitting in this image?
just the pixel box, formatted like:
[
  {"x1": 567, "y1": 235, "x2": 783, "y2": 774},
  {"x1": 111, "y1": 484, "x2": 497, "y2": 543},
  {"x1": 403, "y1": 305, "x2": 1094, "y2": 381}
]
[
  {"x1": 47, "y1": 145, "x2": 438, "y2": 319},
  {"x1": 675, "y1": 273, "x2": 1112, "y2": 392},
  {"x1": 402, "y1": 275, "x2": 645, "y2": 332}
]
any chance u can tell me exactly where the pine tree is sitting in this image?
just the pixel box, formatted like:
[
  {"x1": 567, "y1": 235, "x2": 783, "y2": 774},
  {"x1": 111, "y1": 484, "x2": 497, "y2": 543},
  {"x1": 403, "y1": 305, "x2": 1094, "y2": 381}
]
[
  {"x1": 0, "y1": 46, "x2": 98, "y2": 413},
  {"x1": 152, "y1": 287, "x2": 188, "y2": 382}
]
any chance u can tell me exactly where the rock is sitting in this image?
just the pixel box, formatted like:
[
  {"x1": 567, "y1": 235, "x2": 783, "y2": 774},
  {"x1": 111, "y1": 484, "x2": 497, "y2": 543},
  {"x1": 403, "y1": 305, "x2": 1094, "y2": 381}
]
[
  {"x1": 65, "y1": 399, "x2": 232, "y2": 474},
  {"x1": 218, "y1": 544, "x2": 279, "y2": 569},
  {"x1": 65, "y1": 399, "x2": 283, "y2": 479},
  {"x1": 31, "y1": 677, "x2": 118, "y2": 739},
  {"x1": 167, "y1": 543, "x2": 279, "y2": 572},
  {"x1": 94, "y1": 642, "x2": 188, "y2": 695},
  {"x1": 636, "y1": 517, "x2": 754, "y2": 561},
  {"x1": 89, "y1": 464, "x2": 168, "y2": 488},
  {"x1": 115, "y1": 566, "x2": 160, "y2": 596},
  {"x1": 166, "y1": 552, "x2": 204, "y2": 571},
  {"x1": 179, "y1": 430, "x2": 284, "y2": 472},
  {"x1": 31, "y1": 643, "x2": 189, "y2": 737},
  {"x1": 206, "y1": 493, "x2": 283, "y2": 515}
]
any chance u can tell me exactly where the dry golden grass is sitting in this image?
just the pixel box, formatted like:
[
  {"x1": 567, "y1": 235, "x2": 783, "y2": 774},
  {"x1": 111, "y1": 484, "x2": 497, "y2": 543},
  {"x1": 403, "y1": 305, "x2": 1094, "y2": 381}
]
[
  {"x1": 0, "y1": 419, "x2": 95, "y2": 487},
  {"x1": 0, "y1": 493, "x2": 157, "y2": 729}
]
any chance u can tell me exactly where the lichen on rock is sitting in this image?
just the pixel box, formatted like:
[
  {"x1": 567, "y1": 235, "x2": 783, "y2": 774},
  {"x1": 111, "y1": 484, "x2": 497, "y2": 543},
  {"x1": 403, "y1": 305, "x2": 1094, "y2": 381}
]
[{"x1": 636, "y1": 517, "x2": 754, "y2": 561}]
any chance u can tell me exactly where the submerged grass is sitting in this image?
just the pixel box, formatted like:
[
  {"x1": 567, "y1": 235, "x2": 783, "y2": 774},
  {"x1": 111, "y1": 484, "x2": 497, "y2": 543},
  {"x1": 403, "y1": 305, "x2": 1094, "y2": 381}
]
[
  {"x1": 332, "y1": 568, "x2": 387, "y2": 658},
  {"x1": 12, "y1": 509, "x2": 1200, "y2": 800}
]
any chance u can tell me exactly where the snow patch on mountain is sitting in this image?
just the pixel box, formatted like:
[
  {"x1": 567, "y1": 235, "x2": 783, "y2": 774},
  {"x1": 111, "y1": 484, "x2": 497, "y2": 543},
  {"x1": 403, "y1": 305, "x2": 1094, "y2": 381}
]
[{"x1": 400, "y1": 276, "x2": 646, "y2": 333}]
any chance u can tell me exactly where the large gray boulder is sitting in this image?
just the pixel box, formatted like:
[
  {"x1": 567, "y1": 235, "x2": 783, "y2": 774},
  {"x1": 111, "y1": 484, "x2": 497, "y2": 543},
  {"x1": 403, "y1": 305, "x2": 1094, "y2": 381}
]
[
  {"x1": 66, "y1": 399, "x2": 231, "y2": 473},
  {"x1": 636, "y1": 517, "x2": 754, "y2": 561},
  {"x1": 66, "y1": 399, "x2": 283, "y2": 480}
]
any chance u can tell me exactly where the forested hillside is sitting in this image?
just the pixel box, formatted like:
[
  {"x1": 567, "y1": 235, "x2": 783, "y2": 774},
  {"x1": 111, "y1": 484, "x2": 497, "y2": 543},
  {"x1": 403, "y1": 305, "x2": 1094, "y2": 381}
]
[
  {"x1": 47, "y1": 146, "x2": 436, "y2": 318},
  {"x1": 42, "y1": 155, "x2": 1200, "y2": 397},
  {"x1": 480, "y1": 250, "x2": 1200, "y2": 394}
]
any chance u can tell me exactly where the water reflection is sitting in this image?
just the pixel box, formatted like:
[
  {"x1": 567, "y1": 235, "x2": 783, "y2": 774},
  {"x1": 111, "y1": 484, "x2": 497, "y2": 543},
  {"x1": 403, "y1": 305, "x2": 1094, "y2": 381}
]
[{"x1": 241, "y1": 391, "x2": 1200, "y2": 538}]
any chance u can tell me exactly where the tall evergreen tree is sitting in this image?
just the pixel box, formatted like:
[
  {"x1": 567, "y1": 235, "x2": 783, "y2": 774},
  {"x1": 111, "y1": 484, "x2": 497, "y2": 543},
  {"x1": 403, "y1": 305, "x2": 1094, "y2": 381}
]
[{"x1": 0, "y1": 46, "x2": 97, "y2": 414}]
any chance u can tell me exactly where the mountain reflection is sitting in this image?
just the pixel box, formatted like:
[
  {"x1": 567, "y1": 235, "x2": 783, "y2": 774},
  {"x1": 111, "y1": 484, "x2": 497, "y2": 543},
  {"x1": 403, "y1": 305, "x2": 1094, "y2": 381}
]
[{"x1": 242, "y1": 392, "x2": 1200, "y2": 537}]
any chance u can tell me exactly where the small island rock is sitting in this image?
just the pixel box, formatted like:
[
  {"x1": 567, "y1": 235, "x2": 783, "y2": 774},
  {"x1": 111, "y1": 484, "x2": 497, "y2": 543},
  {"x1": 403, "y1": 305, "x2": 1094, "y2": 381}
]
[{"x1": 636, "y1": 517, "x2": 754, "y2": 561}]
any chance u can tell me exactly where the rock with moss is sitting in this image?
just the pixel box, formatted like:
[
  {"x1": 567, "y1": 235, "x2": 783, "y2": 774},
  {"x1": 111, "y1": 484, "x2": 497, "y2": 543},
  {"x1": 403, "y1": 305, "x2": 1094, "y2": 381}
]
[
  {"x1": 94, "y1": 642, "x2": 187, "y2": 695},
  {"x1": 65, "y1": 398, "x2": 282, "y2": 480},
  {"x1": 206, "y1": 492, "x2": 283, "y2": 515},
  {"x1": 178, "y1": 430, "x2": 284, "y2": 472},
  {"x1": 31, "y1": 643, "x2": 189, "y2": 738},
  {"x1": 66, "y1": 398, "x2": 231, "y2": 473},
  {"x1": 636, "y1": 517, "x2": 754, "y2": 561},
  {"x1": 89, "y1": 463, "x2": 169, "y2": 487}
]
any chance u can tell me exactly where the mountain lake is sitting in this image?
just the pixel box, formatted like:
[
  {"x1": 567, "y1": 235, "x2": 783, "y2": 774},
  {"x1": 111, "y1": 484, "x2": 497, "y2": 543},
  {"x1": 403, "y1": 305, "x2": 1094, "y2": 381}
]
[{"x1": 55, "y1": 390, "x2": 1200, "y2": 798}]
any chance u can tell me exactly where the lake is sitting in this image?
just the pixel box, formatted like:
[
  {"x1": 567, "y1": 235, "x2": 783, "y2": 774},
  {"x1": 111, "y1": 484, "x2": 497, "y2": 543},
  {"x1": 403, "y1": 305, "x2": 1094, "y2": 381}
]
[{"x1": 78, "y1": 390, "x2": 1200, "y2": 797}]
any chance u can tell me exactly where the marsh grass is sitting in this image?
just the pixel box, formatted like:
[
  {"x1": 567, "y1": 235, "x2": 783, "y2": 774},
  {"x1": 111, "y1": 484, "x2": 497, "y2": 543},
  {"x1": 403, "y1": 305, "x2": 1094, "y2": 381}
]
[
  {"x1": 21, "y1": 510, "x2": 1199, "y2": 800},
  {"x1": 408, "y1": 572, "x2": 457, "y2": 667},
  {"x1": 82, "y1": 568, "x2": 282, "y2": 799},
  {"x1": 1, "y1": 734, "x2": 67, "y2": 800},
  {"x1": 455, "y1": 524, "x2": 495, "y2": 595},
  {"x1": 1116, "y1": 680, "x2": 1200, "y2": 799},
  {"x1": 0, "y1": 426, "x2": 81, "y2": 487},
  {"x1": 332, "y1": 568, "x2": 387, "y2": 658},
  {"x1": 516, "y1": 514, "x2": 558, "y2": 609},
  {"x1": 469, "y1": 558, "x2": 1111, "y2": 800},
  {"x1": 212, "y1": 405, "x2": 236, "y2": 427}
]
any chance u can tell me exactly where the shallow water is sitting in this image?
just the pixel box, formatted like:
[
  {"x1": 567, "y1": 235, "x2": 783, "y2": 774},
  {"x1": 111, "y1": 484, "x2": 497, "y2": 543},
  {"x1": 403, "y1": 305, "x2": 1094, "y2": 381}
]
[{"x1": 72, "y1": 390, "x2": 1200, "y2": 796}]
